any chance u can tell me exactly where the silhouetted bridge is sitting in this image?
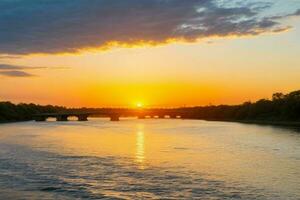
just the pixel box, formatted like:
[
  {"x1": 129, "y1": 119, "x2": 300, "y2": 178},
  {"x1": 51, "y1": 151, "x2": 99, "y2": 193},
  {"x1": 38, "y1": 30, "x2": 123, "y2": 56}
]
[{"x1": 34, "y1": 109, "x2": 189, "y2": 122}]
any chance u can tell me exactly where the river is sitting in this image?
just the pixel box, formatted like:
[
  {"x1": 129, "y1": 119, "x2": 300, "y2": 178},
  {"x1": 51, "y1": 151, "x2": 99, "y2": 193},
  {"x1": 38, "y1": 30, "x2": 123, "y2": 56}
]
[{"x1": 0, "y1": 118, "x2": 299, "y2": 199}]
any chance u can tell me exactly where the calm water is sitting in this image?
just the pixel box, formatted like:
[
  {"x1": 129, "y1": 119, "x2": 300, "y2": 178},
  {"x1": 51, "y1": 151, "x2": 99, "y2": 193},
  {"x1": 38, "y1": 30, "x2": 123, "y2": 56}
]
[{"x1": 0, "y1": 118, "x2": 300, "y2": 200}]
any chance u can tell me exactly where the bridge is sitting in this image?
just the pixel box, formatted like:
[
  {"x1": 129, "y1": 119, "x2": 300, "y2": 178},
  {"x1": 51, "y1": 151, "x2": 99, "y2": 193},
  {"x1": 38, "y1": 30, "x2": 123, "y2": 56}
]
[{"x1": 34, "y1": 109, "x2": 187, "y2": 122}]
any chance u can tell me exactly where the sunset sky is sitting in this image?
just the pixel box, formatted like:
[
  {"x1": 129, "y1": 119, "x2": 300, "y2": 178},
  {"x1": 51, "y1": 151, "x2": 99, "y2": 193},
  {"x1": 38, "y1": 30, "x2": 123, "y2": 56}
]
[{"x1": 0, "y1": 0, "x2": 299, "y2": 108}]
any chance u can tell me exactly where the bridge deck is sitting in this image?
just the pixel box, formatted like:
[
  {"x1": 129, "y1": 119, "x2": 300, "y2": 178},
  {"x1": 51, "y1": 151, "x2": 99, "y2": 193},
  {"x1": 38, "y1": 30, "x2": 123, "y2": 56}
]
[{"x1": 34, "y1": 110, "x2": 185, "y2": 122}]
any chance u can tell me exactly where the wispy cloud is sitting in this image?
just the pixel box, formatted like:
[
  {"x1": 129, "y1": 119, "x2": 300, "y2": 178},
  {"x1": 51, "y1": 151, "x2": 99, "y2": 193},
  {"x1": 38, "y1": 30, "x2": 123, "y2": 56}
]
[
  {"x1": 0, "y1": 0, "x2": 299, "y2": 55},
  {"x1": 0, "y1": 64, "x2": 46, "y2": 70},
  {"x1": 0, "y1": 70, "x2": 35, "y2": 77},
  {"x1": 0, "y1": 55, "x2": 22, "y2": 60},
  {"x1": 0, "y1": 64, "x2": 69, "y2": 78}
]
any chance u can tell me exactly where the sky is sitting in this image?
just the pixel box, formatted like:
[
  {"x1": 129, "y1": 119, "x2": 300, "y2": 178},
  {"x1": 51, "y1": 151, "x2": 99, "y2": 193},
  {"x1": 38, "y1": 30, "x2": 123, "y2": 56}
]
[{"x1": 0, "y1": 0, "x2": 299, "y2": 108}]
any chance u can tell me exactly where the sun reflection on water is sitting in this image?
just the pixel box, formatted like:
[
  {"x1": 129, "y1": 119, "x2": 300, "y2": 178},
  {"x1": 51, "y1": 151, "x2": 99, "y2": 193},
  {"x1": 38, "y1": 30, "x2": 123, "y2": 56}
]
[{"x1": 135, "y1": 125, "x2": 145, "y2": 169}]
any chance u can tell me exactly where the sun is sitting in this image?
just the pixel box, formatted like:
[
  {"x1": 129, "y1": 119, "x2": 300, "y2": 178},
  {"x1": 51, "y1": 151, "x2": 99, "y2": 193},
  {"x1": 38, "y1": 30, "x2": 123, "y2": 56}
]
[{"x1": 136, "y1": 102, "x2": 144, "y2": 108}]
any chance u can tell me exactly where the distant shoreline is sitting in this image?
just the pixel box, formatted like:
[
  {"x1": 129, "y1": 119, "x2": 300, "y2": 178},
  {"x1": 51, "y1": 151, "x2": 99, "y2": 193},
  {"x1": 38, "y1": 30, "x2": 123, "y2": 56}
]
[
  {"x1": 233, "y1": 120, "x2": 300, "y2": 128},
  {"x1": 201, "y1": 119, "x2": 300, "y2": 128},
  {"x1": 1, "y1": 90, "x2": 300, "y2": 126}
]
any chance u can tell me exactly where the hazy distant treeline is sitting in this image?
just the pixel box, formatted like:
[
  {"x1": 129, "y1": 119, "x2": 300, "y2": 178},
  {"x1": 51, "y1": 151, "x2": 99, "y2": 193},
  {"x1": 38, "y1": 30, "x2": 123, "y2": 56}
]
[
  {"x1": 1, "y1": 90, "x2": 300, "y2": 123},
  {"x1": 0, "y1": 102, "x2": 66, "y2": 122}
]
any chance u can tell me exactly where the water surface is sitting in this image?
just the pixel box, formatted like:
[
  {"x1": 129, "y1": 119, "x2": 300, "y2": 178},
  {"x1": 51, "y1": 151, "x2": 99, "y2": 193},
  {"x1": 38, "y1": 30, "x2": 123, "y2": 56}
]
[{"x1": 0, "y1": 119, "x2": 300, "y2": 199}]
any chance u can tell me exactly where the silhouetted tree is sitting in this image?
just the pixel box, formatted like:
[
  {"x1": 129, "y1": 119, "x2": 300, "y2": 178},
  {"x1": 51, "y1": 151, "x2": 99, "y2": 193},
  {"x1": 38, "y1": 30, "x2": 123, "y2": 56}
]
[{"x1": 0, "y1": 102, "x2": 66, "y2": 122}]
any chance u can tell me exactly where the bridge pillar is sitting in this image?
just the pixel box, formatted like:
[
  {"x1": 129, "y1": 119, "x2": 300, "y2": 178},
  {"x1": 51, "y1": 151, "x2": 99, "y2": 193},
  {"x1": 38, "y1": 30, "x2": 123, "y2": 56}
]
[
  {"x1": 110, "y1": 115, "x2": 120, "y2": 121},
  {"x1": 159, "y1": 115, "x2": 165, "y2": 119},
  {"x1": 170, "y1": 115, "x2": 177, "y2": 119},
  {"x1": 78, "y1": 115, "x2": 88, "y2": 121},
  {"x1": 35, "y1": 116, "x2": 46, "y2": 122},
  {"x1": 57, "y1": 115, "x2": 68, "y2": 121},
  {"x1": 138, "y1": 115, "x2": 145, "y2": 119}
]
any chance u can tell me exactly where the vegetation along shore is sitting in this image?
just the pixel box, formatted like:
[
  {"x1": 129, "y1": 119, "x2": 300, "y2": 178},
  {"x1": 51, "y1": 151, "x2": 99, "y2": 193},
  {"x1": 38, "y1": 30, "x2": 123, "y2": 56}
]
[{"x1": 1, "y1": 90, "x2": 300, "y2": 126}]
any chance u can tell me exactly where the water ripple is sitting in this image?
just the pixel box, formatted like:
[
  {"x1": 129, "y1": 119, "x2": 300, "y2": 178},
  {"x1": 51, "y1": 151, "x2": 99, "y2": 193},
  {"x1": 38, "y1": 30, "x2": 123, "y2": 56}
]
[{"x1": 0, "y1": 143, "x2": 275, "y2": 200}]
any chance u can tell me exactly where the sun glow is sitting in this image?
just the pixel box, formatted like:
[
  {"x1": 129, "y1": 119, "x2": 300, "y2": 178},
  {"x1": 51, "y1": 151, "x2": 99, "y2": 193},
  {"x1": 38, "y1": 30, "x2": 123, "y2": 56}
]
[{"x1": 136, "y1": 102, "x2": 144, "y2": 108}]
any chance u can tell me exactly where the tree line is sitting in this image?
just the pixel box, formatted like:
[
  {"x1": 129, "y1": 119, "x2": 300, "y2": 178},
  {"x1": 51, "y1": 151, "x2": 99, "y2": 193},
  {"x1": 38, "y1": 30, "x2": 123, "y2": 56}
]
[
  {"x1": 0, "y1": 102, "x2": 66, "y2": 122},
  {"x1": 178, "y1": 90, "x2": 300, "y2": 122},
  {"x1": 1, "y1": 90, "x2": 300, "y2": 123}
]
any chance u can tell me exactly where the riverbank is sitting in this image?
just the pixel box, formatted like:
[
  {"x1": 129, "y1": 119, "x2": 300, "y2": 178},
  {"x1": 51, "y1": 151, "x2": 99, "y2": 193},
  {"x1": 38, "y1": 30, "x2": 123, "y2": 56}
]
[
  {"x1": 0, "y1": 120, "x2": 31, "y2": 124},
  {"x1": 221, "y1": 120, "x2": 300, "y2": 128}
]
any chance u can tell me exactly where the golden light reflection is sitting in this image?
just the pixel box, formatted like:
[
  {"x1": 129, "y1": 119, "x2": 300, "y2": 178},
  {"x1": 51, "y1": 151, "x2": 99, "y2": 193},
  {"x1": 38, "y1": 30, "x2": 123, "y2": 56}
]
[{"x1": 135, "y1": 124, "x2": 145, "y2": 169}]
